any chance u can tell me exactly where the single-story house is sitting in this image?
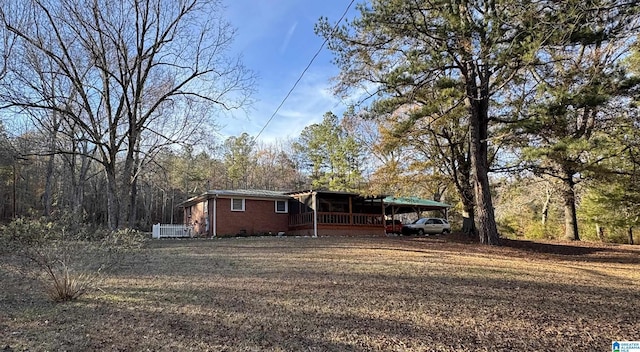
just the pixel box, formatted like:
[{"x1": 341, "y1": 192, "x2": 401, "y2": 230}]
[
  {"x1": 181, "y1": 189, "x2": 291, "y2": 237},
  {"x1": 179, "y1": 189, "x2": 450, "y2": 237}
]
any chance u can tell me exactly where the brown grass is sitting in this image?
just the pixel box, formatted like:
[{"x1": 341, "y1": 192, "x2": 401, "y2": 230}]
[{"x1": 2, "y1": 235, "x2": 639, "y2": 351}]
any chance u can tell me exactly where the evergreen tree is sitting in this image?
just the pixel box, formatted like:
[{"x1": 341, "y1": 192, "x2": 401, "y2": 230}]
[
  {"x1": 294, "y1": 112, "x2": 363, "y2": 192},
  {"x1": 512, "y1": 0, "x2": 640, "y2": 240},
  {"x1": 317, "y1": 0, "x2": 555, "y2": 244}
]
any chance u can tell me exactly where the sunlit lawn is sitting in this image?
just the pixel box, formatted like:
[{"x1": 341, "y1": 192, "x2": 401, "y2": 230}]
[{"x1": 2, "y1": 236, "x2": 639, "y2": 351}]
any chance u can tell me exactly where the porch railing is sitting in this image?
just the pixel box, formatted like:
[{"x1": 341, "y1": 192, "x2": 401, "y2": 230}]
[{"x1": 289, "y1": 212, "x2": 383, "y2": 227}]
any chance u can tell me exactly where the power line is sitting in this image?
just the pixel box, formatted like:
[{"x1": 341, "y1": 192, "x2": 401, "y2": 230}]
[{"x1": 254, "y1": 0, "x2": 356, "y2": 141}]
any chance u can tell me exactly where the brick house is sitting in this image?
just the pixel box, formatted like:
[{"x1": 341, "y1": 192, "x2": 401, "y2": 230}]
[
  {"x1": 180, "y1": 189, "x2": 450, "y2": 237},
  {"x1": 181, "y1": 189, "x2": 291, "y2": 237}
]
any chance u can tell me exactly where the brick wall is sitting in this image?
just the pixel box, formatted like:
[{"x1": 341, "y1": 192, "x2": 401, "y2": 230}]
[
  {"x1": 186, "y1": 202, "x2": 208, "y2": 236},
  {"x1": 213, "y1": 198, "x2": 289, "y2": 236}
]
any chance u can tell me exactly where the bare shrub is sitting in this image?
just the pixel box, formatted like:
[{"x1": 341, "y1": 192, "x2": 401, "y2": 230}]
[{"x1": 0, "y1": 214, "x2": 147, "y2": 302}]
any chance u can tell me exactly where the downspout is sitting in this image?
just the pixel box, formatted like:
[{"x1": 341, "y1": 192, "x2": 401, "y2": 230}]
[{"x1": 312, "y1": 190, "x2": 318, "y2": 238}]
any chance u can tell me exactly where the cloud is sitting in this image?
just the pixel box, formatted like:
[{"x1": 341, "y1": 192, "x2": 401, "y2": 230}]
[
  {"x1": 280, "y1": 22, "x2": 298, "y2": 54},
  {"x1": 219, "y1": 0, "x2": 363, "y2": 145},
  {"x1": 220, "y1": 68, "x2": 346, "y2": 144}
]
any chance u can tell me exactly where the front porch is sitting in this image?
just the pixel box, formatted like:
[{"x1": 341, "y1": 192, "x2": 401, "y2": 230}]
[{"x1": 287, "y1": 190, "x2": 385, "y2": 236}]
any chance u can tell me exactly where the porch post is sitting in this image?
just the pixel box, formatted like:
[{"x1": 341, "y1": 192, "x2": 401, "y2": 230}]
[
  {"x1": 383, "y1": 199, "x2": 388, "y2": 235},
  {"x1": 312, "y1": 191, "x2": 318, "y2": 238},
  {"x1": 390, "y1": 204, "x2": 395, "y2": 235},
  {"x1": 349, "y1": 196, "x2": 353, "y2": 225}
]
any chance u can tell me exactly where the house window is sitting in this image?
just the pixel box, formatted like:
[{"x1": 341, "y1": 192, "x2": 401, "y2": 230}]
[
  {"x1": 203, "y1": 201, "x2": 208, "y2": 214},
  {"x1": 231, "y1": 198, "x2": 245, "y2": 211},
  {"x1": 275, "y1": 200, "x2": 288, "y2": 213}
]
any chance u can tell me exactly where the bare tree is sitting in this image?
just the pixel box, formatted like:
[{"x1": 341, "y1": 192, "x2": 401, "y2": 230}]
[{"x1": 0, "y1": 0, "x2": 254, "y2": 229}]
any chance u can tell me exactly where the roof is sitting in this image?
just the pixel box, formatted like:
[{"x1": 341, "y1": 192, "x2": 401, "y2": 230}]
[
  {"x1": 383, "y1": 196, "x2": 450, "y2": 209},
  {"x1": 286, "y1": 189, "x2": 360, "y2": 196},
  {"x1": 178, "y1": 189, "x2": 291, "y2": 207},
  {"x1": 207, "y1": 189, "x2": 290, "y2": 199},
  {"x1": 286, "y1": 189, "x2": 385, "y2": 199}
]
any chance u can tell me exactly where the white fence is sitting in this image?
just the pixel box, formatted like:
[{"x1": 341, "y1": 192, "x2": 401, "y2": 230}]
[{"x1": 152, "y1": 224, "x2": 193, "y2": 239}]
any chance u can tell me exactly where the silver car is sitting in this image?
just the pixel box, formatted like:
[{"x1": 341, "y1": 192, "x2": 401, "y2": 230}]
[{"x1": 402, "y1": 218, "x2": 451, "y2": 235}]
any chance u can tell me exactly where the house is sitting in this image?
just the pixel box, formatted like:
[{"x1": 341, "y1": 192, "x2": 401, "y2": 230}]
[
  {"x1": 180, "y1": 189, "x2": 291, "y2": 237},
  {"x1": 179, "y1": 189, "x2": 450, "y2": 237}
]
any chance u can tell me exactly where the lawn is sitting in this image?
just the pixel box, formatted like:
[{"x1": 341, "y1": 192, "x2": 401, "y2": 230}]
[{"x1": 2, "y1": 235, "x2": 639, "y2": 351}]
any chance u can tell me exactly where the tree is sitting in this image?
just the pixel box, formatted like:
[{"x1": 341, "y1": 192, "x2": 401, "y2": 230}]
[
  {"x1": 317, "y1": 0, "x2": 560, "y2": 244},
  {"x1": 368, "y1": 75, "x2": 476, "y2": 233},
  {"x1": 512, "y1": 1, "x2": 640, "y2": 240},
  {"x1": 252, "y1": 140, "x2": 303, "y2": 191},
  {"x1": 294, "y1": 112, "x2": 363, "y2": 192},
  {"x1": 0, "y1": 0, "x2": 254, "y2": 229},
  {"x1": 222, "y1": 133, "x2": 255, "y2": 189}
]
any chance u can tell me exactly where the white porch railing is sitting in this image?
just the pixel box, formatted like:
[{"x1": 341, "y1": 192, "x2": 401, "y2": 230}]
[{"x1": 152, "y1": 224, "x2": 193, "y2": 239}]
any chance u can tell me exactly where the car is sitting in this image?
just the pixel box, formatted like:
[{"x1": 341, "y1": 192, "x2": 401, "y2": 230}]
[
  {"x1": 402, "y1": 218, "x2": 451, "y2": 235},
  {"x1": 385, "y1": 219, "x2": 403, "y2": 234}
]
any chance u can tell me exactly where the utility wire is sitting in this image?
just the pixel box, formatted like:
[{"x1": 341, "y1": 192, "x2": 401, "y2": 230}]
[{"x1": 254, "y1": 0, "x2": 356, "y2": 141}]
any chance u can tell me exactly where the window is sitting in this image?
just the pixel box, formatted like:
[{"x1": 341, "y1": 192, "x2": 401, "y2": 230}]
[
  {"x1": 231, "y1": 198, "x2": 245, "y2": 211},
  {"x1": 433, "y1": 219, "x2": 442, "y2": 224},
  {"x1": 203, "y1": 201, "x2": 208, "y2": 214},
  {"x1": 275, "y1": 200, "x2": 288, "y2": 213}
]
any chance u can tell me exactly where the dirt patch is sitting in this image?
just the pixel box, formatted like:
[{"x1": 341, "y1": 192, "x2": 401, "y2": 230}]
[{"x1": 2, "y1": 236, "x2": 639, "y2": 351}]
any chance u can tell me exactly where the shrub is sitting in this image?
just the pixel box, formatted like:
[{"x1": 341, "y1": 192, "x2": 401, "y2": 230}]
[
  {"x1": 0, "y1": 214, "x2": 147, "y2": 302},
  {"x1": 522, "y1": 222, "x2": 555, "y2": 240}
]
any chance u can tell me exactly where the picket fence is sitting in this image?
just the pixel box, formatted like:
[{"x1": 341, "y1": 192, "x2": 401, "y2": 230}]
[{"x1": 152, "y1": 224, "x2": 193, "y2": 239}]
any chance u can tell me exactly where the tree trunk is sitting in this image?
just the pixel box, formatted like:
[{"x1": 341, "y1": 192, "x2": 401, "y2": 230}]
[
  {"x1": 595, "y1": 223, "x2": 604, "y2": 242},
  {"x1": 105, "y1": 165, "x2": 120, "y2": 230},
  {"x1": 629, "y1": 227, "x2": 634, "y2": 245},
  {"x1": 561, "y1": 173, "x2": 580, "y2": 241},
  {"x1": 541, "y1": 186, "x2": 551, "y2": 225},
  {"x1": 461, "y1": 194, "x2": 475, "y2": 236},
  {"x1": 42, "y1": 153, "x2": 55, "y2": 216},
  {"x1": 467, "y1": 97, "x2": 499, "y2": 245}
]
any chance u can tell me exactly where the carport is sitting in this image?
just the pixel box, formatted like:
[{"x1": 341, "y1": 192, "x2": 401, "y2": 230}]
[{"x1": 383, "y1": 196, "x2": 451, "y2": 222}]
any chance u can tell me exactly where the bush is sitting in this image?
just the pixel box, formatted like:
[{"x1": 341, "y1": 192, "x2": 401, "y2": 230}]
[
  {"x1": 0, "y1": 214, "x2": 147, "y2": 302},
  {"x1": 522, "y1": 222, "x2": 556, "y2": 240}
]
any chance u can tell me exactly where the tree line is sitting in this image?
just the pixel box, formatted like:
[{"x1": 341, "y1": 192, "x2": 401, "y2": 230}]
[
  {"x1": 0, "y1": 110, "x2": 367, "y2": 229},
  {"x1": 1, "y1": 0, "x2": 639, "y2": 245}
]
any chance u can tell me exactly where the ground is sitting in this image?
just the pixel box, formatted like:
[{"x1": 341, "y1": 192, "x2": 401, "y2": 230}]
[{"x1": 1, "y1": 234, "x2": 639, "y2": 351}]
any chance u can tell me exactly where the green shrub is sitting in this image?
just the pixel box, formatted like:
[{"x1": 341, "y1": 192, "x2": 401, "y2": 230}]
[
  {"x1": 0, "y1": 214, "x2": 147, "y2": 302},
  {"x1": 522, "y1": 222, "x2": 555, "y2": 240}
]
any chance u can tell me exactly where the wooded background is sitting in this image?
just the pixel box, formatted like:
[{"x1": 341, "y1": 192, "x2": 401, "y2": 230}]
[{"x1": 1, "y1": 0, "x2": 639, "y2": 244}]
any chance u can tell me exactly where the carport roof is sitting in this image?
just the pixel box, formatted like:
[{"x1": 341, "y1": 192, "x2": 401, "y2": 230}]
[{"x1": 383, "y1": 196, "x2": 450, "y2": 210}]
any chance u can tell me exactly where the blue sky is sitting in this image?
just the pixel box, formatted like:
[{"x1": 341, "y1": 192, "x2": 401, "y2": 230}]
[{"x1": 222, "y1": 0, "x2": 358, "y2": 143}]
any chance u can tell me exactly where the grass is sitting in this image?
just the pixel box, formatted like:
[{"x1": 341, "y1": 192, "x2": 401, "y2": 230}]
[{"x1": 1, "y1": 235, "x2": 639, "y2": 351}]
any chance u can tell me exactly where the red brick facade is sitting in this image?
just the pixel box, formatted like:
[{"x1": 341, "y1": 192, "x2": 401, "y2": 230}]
[
  {"x1": 212, "y1": 198, "x2": 289, "y2": 237},
  {"x1": 184, "y1": 195, "x2": 290, "y2": 237},
  {"x1": 186, "y1": 201, "x2": 207, "y2": 235}
]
